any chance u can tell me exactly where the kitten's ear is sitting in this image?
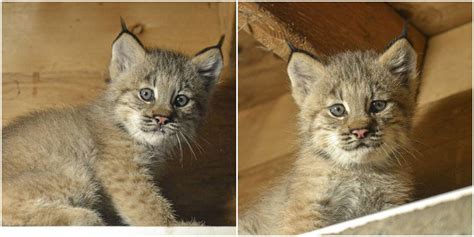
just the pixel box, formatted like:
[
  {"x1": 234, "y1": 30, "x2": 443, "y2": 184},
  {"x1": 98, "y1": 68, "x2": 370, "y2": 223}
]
[
  {"x1": 378, "y1": 25, "x2": 417, "y2": 85},
  {"x1": 287, "y1": 46, "x2": 326, "y2": 105},
  {"x1": 192, "y1": 36, "x2": 224, "y2": 88},
  {"x1": 109, "y1": 18, "x2": 146, "y2": 79}
]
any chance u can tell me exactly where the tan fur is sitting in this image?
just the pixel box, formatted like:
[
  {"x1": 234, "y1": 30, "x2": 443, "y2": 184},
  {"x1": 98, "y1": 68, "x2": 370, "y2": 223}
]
[
  {"x1": 3, "y1": 23, "x2": 222, "y2": 226},
  {"x1": 240, "y1": 38, "x2": 417, "y2": 234}
]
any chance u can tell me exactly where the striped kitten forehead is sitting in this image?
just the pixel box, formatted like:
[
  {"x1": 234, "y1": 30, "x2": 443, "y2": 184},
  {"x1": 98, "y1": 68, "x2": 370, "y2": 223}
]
[
  {"x1": 324, "y1": 53, "x2": 399, "y2": 92},
  {"x1": 110, "y1": 18, "x2": 223, "y2": 93},
  {"x1": 141, "y1": 50, "x2": 199, "y2": 91}
]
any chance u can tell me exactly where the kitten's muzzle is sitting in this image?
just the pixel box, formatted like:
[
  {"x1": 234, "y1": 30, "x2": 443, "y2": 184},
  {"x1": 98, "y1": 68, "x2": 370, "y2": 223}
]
[
  {"x1": 155, "y1": 115, "x2": 171, "y2": 125},
  {"x1": 351, "y1": 128, "x2": 369, "y2": 139}
]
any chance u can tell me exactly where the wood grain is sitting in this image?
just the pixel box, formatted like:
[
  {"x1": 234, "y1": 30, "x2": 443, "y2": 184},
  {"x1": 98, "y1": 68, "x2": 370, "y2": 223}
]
[
  {"x1": 390, "y1": 2, "x2": 472, "y2": 36},
  {"x1": 239, "y1": 2, "x2": 427, "y2": 69},
  {"x1": 238, "y1": 93, "x2": 298, "y2": 172},
  {"x1": 238, "y1": 31, "x2": 289, "y2": 111},
  {"x1": 3, "y1": 2, "x2": 234, "y2": 74},
  {"x1": 238, "y1": 31, "x2": 299, "y2": 200},
  {"x1": 2, "y1": 2, "x2": 236, "y2": 226},
  {"x1": 2, "y1": 71, "x2": 107, "y2": 124}
]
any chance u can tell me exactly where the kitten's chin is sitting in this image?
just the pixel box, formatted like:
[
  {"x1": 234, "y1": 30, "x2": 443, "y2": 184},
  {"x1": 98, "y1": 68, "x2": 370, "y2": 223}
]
[
  {"x1": 133, "y1": 129, "x2": 169, "y2": 146},
  {"x1": 121, "y1": 122, "x2": 171, "y2": 146},
  {"x1": 330, "y1": 145, "x2": 388, "y2": 167}
]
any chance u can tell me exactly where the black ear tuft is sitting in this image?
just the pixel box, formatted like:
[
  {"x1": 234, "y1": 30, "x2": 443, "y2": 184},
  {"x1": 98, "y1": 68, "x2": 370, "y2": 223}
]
[
  {"x1": 109, "y1": 18, "x2": 146, "y2": 79},
  {"x1": 216, "y1": 35, "x2": 225, "y2": 49},
  {"x1": 113, "y1": 17, "x2": 144, "y2": 49},
  {"x1": 383, "y1": 21, "x2": 412, "y2": 52},
  {"x1": 192, "y1": 36, "x2": 224, "y2": 88},
  {"x1": 286, "y1": 40, "x2": 298, "y2": 62},
  {"x1": 287, "y1": 50, "x2": 326, "y2": 105},
  {"x1": 120, "y1": 16, "x2": 128, "y2": 32},
  {"x1": 195, "y1": 35, "x2": 225, "y2": 59},
  {"x1": 378, "y1": 28, "x2": 417, "y2": 85},
  {"x1": 287, "y1": 41, "x2": 297, "y2": 53},
  {"x1": 286, "y1": 42, "x2": 321, "y2": 64},
  {"x1": 400, "y1": 21, "x2": 408, "y2": 39}
]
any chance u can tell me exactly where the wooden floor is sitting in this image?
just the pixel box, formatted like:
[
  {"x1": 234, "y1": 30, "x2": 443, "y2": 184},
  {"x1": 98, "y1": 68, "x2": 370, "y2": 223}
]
[{"x1": 2, "y1": 2, "x2": 236, "y2": 226}]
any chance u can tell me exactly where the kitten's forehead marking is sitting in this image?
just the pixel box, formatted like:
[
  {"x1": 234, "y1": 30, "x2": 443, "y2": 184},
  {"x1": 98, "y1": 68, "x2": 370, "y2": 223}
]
[{"x1": 335, "y1": 88, "x2": 343, "y2": 101}]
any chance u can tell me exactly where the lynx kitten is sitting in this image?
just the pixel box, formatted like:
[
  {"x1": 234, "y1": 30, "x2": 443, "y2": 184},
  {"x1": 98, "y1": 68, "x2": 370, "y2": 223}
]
[
  {"x1": 3, "y1": 20, "x2": 223, "y2": 226},
  {"x1": 239, "y1": 28, "x2": 417, "y2": 234}
]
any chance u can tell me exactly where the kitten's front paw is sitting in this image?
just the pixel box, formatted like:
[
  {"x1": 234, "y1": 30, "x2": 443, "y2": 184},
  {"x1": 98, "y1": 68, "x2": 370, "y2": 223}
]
[
  {"x1": 67, "y1": 208, "x2": 105, "y2": 226},
  {"x1": 173, "y1": 219, "x2": 205, "y2": 226}
]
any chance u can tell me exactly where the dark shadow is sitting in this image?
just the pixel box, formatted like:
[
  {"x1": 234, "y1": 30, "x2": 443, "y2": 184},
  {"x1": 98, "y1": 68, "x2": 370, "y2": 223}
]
[
  {"x1": 411, "y1": 89, "x2": 472, "y2": 200},
  {"x1": 152, "y1": 62, "x2": 236, "y2": 226},
  {"x1": 156, "y1": 77, "x2": 236, "y2": 226}
]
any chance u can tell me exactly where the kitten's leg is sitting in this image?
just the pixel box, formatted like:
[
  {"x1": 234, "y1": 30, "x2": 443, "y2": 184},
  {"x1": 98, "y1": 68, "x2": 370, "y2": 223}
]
[
  {"x1": 2, "y1": 200, "x2": 103, "y2": 226},
  {"x1": 94, "y1": 155, "x2": 177, "y2": 226}
]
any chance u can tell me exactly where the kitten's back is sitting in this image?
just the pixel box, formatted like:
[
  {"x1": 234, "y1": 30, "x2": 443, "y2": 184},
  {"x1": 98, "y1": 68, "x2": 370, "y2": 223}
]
[{"x1": 3, "y1": 107, "x2": 97, "y2": 177}]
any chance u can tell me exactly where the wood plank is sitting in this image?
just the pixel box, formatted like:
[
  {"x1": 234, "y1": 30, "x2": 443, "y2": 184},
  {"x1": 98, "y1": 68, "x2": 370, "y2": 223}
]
[
  {"x1": 390, "y1": 2, "x2": 472, "y2": 36},
  {"x1": 2, "y1": 2, "x2": 236, "y2": 226},
  {"x1": 238, "y1": 2, "x2": 427, "y2": 69},
  {"x1": 3, "y1": 2, "x2": 234, "y2": 74},
  {"x1": 417, "y1": 22, "x2": 472, "y2": 106},
  {"x1": 2, "y1": 71, "x2": 106, "y2": 125},
  {"x1": 238, "y1": 93, "x2": 298, "y2": 172},
  {"x1": 238, "y1": 31, "x2": 289, "y2": 111}
]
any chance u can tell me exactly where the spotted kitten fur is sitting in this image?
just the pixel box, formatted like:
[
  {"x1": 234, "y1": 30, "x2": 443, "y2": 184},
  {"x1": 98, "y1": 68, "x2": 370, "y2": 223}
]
[
  {"x1": 3, "y1": 20, "x2": 223, "y2": 226},
  {"x1": 239, "y1": 30, "x2": 417, "y2": 234}
]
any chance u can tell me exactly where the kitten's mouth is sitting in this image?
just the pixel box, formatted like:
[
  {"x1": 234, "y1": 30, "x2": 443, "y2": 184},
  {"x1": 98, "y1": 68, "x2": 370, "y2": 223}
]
[
  {"x1": 140, "y1": 125, "x2": 175, "y2": 136},
  {"x1": 341, "y1": 141, "x2": 382, "y2": 151}
]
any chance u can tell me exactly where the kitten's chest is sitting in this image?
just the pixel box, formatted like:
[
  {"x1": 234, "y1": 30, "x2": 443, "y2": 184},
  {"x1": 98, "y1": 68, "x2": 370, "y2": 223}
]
[{"x1": 316, "y1": 172, "x2": 396, "y2": 224}]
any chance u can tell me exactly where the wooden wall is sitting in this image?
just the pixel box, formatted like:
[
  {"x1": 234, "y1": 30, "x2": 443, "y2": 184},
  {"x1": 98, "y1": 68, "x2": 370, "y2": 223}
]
[
  {"x1": 238, "y1": 2, "x2": 472, "y2": 210},
  {"x1": 390, "y1": 2, "x2": 472, "y2": 36},
  {"x1": 411, "y1": 22, "x2": 472, "y2": 199},
  {"x1": 2, "y1": 2, "x2": 236, "y2": 226}
]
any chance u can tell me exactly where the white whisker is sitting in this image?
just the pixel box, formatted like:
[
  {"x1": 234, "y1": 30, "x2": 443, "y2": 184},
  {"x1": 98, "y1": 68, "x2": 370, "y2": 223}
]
[
  {"x1": 180, "y1": 131, "x2": 198, "y2": 160},
  {"x1": 175, "y1": 134, "x2": 184, "y2": 165}
]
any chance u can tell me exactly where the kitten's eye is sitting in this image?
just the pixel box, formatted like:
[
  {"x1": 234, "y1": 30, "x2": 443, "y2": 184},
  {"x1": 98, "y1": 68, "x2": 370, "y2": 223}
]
[
  {"x1": 329, "y1": 104, "x2": 346, "y2": 117},
  {"x1": 370, "y1": 100, "x2": 387, "y2": 113},
  {"x1": 139, "y1": 88, "x2": 154, "y2": 102},
  {"x1": 174, "y1": 95, "x2": 189, "y2": 107}
]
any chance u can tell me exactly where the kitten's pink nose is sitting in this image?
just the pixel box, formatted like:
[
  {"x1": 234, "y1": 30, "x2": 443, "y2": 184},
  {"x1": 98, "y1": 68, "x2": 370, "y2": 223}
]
[
  {"x1": 155, "y1": 116, "x2": 170, "y2": 125},
  {"x1": 351, "y1": 128, "x2": 369, "y2": 139}
]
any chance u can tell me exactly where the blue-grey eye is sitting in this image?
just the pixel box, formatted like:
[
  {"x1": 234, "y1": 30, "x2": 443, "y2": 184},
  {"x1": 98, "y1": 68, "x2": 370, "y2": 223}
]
[
  {"x1": 174, "y1": 95, "x2": 189, "y2": 107},
  {"x1": 329, "y1": 104, "x2": 345, "y2": 117},
  {"x1": 139, "y1": 88, "x2": 154, "y2": 102},
  {"x1": 370, "y1": 100, "x2": 387, "y2": 113}
]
